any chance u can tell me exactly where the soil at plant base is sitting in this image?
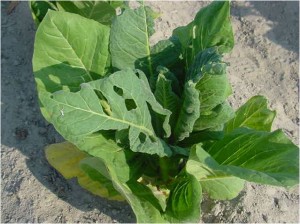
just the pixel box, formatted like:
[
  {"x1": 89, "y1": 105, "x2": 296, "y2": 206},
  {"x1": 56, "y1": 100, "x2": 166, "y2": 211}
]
[{"x1": 1, "y1": 1, "x2": 299, "y2": 223}]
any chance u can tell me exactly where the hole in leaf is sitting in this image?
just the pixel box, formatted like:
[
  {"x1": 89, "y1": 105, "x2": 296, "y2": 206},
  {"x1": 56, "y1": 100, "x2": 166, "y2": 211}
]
[
  {"x1": 135, "y1": 71, "x2": 140, "y2": 78},
  {"x1": 125, "y1": 99, "x2": 137, "y2": 111},
  {"x1": 113, "y1": 86, "x2": 123, "y2": 96},
  {"x1": 139, "y1": 132, "x2": 146, "y2": 143}
]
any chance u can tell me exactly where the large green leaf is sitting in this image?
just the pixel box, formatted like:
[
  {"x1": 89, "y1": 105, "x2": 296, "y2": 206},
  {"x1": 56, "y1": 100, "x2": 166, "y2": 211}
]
[
  {"x1": 40, "y1": 69, "x2": 172, "y2": 157},
  {"x1": 206, "y1": 128, "x2": 299, "y2": 187},
  {"x1": 56, "y1": 1, "x2": 116, "y2": 25},
  {"x1": 45, "y1": 141, "x2": 124, "y2": 201},
  {"x1": 225, "y1": 95, "x2": 276, "y2": 133},
  {"x1": 33, "y1": 10, "x2": 110, "y2": 93},
  {"x1": 193, "y1": 101, "x2": 234, "y2": 131},
  {"x1": 187, "y1": 144, "x2": 245, "y2": 200},
  {"x1": 110, "y1": 3, "x2": 155, "y2": 75},
  {"x1": 164, "y1": 172, "x2": 202, "y2": 223},
  {"x1": 173, "y1": 1, "x2": 234, "y2": 67}
]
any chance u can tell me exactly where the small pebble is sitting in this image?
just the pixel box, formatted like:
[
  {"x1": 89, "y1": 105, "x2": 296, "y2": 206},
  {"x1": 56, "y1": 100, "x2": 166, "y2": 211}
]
[{"x1": 262, "y1": 214, "x2": 268, "y2": 222}]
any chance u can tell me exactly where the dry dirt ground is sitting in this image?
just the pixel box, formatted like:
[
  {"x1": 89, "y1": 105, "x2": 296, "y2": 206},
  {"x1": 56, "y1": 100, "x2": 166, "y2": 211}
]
[{"x1": 1, "y1": 1, "x2": 299, "y2": 223}]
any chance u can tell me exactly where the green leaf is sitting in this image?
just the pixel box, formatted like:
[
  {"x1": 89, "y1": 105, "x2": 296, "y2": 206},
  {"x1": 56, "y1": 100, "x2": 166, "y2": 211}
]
[
  {"x1": 45, "y1": 141, "x2": 124, "y2": 201},
  {"x1": 173, "y1": 81, "x2": 200, "y2": 142},
  {"x1": 29, "y1": 1, "x2": 57, "y2": 26},
  {"x1": 192, "y1": 48, "x2": 231, "y2": 113},
  {"x1": 107, "y1": 1, "x2": 126, "y2": 9},
  {"x1": 33, "y1": 10, "x2": 110, "y2": 93},
  {"x1": 75, "y1": 133, "x2": 167, "y2": 223},
  {"x1": 179, "y1": 129, "x2": 224, "y2": 148},
  {"x1": 56, "y1": 1, "x2": 116, "y2": 25},
  {"x1": 173, "y1": 1, "x2": 234, "y2": 67},
  {"x1": 41, "y1": 69, "x2": 172, "y2": 157},
  {"x1": 191, "y1": 1, "x2": 234, "y2": 54},
  {"x1": 110, "y1": 4, "x2": 155, "y2": 76},
  {"x1": 165, "y1": 172, "x2": 202, "y2": 223},
  {"x1": 172, "y1": 23, "x2": 194, "y2": 52},
  {"x1": 206, "y1": 128, "x2": 299, "y2": 187},
  {"x1": 187, "y1": 144, "x2": 245, "y2": 200},
  {"x1": 79, "y1": 157, "x2": 125, "y2": 200},
  {"x1": 150, "y1": 38, "x2": 182, "y2": 78},
  {"x1": 225, "y1": 95, "x2": 276, "y2": 133},
  {"x1": 193, "y1": 101, "x2": 234, "y2": 131},
  {"x1": 154, "y1": 68, "x2": 180, "y2": 132}
]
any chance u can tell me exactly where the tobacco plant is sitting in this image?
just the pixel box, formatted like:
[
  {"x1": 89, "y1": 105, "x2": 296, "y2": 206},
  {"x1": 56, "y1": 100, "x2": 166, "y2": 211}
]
[{"x1": 32, "y1": 1, "x2": 299, "y2": 223}]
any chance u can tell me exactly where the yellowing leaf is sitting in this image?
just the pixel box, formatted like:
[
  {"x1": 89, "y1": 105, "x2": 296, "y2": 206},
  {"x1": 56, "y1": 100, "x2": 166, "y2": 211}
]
[{"x1": 45, "y1": 142, "x2": 124, "y2": 201}]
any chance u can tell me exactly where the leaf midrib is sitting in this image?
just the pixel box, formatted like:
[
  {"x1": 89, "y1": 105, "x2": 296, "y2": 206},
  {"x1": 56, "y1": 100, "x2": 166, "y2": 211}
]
[
  {"x1": 56, "y1": 100, "x2": 154, "y2": 136},
  {"x1": 50, "y1": 18, "x2": 94, "y2": 81},
  {"x1": 141, "y1": 3, "x2": 154, "y2": 78}
]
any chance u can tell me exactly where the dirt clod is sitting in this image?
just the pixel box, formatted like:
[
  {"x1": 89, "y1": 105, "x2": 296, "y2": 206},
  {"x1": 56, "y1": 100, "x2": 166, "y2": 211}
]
[{"x1": 14, "y1": 127, "x2": 28, "y2": 140}]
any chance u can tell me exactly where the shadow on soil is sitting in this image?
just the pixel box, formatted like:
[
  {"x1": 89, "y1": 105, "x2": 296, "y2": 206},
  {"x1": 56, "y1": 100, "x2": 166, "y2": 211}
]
[
  {"x1": 1, "y1": 2, "x2": 135, "y2": 222},
  {"x1": 231, "y1": 1, "x2": 299, "y2": 54}
]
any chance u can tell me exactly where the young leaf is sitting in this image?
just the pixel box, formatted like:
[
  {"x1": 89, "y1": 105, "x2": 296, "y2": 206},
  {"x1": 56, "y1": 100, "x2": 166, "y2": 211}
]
[
  {"x1": 225, "y1": 95, "x2": 276, "y2": 133},
  {"x1": 154, "y1": 68, "x2": 180, "y2": 131},
  {"x1": 173, "y1": 1, "x2": 234, "y2": 67},
  {"x1": 150, "y1": 38, "x2": 182, "y2": 80},
  {"x1": 173, "y1": 81, "x2": 200, "y2": 142},
  {"x1": 45, "y1": 141, "x2": 124, "y2": 201},
  {"x1": 187, "y1": 144, "x2": 245, "y2": 200},
  {"x1": 193, "y1": 101, "x2": 234, "y2": 131},
  {"x1": 191, "y1": 1, "x2": 234, "y2": 54},
  {"x1": 206, "y1": 128, "x2": 299, "y2": 187},
  {"x1": 56, "y1": 1, "x2": 116, "y2": 25},
  {"x1": 165, "y1": 172, "x2": 202, "y2": 223},
  {"x1": 192, "y1": 48, "x2": 231, "y2": 113},
  {"x1": 33, "y1": 10, "x2": 110, "y2": 93},
  {"x1": 41, "y1": 69, "x2": 172, "y2": 157}
]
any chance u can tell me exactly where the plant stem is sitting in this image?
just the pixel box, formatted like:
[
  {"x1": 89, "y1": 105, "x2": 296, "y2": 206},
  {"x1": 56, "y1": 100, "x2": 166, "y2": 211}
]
[{"x1": 159, "y1": 157, "x2": 169, "y2": 182}]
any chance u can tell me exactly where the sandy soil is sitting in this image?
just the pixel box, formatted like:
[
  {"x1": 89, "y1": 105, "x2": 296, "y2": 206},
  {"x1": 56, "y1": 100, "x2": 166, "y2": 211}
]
[{"x1": 1, "y1": 1, "x2": 299, "y2": 223}]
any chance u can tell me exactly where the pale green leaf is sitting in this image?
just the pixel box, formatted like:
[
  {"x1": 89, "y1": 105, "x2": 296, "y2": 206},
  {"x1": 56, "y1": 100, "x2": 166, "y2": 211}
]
[
  {"x1": 33, "y1": 11, "x2": 110, "y2": 93},
  {"x1": 187, "y1": 144, "x2": 245, "y2": 200},
  {"x1": 225, "y1": 95, "x2": 276, "y2": 133},
  {"x1": 110, "y1": 4, "x2": 155, "y2": 76},
  {"x1": 41, "y1": 69, "x2": 172, "y2": 157}
]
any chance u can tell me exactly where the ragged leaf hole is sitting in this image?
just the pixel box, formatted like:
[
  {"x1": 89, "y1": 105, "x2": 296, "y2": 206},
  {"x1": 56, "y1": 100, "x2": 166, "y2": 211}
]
[
  {"x1": 113, "y1": 86, "x2": 123, "y2": 96},
  {"x1": 139, "y1": 132, "x2": 146, "y2": 143},
  {"x1": 125, "y1": 99, "x2": 137, "y2": 111}
]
